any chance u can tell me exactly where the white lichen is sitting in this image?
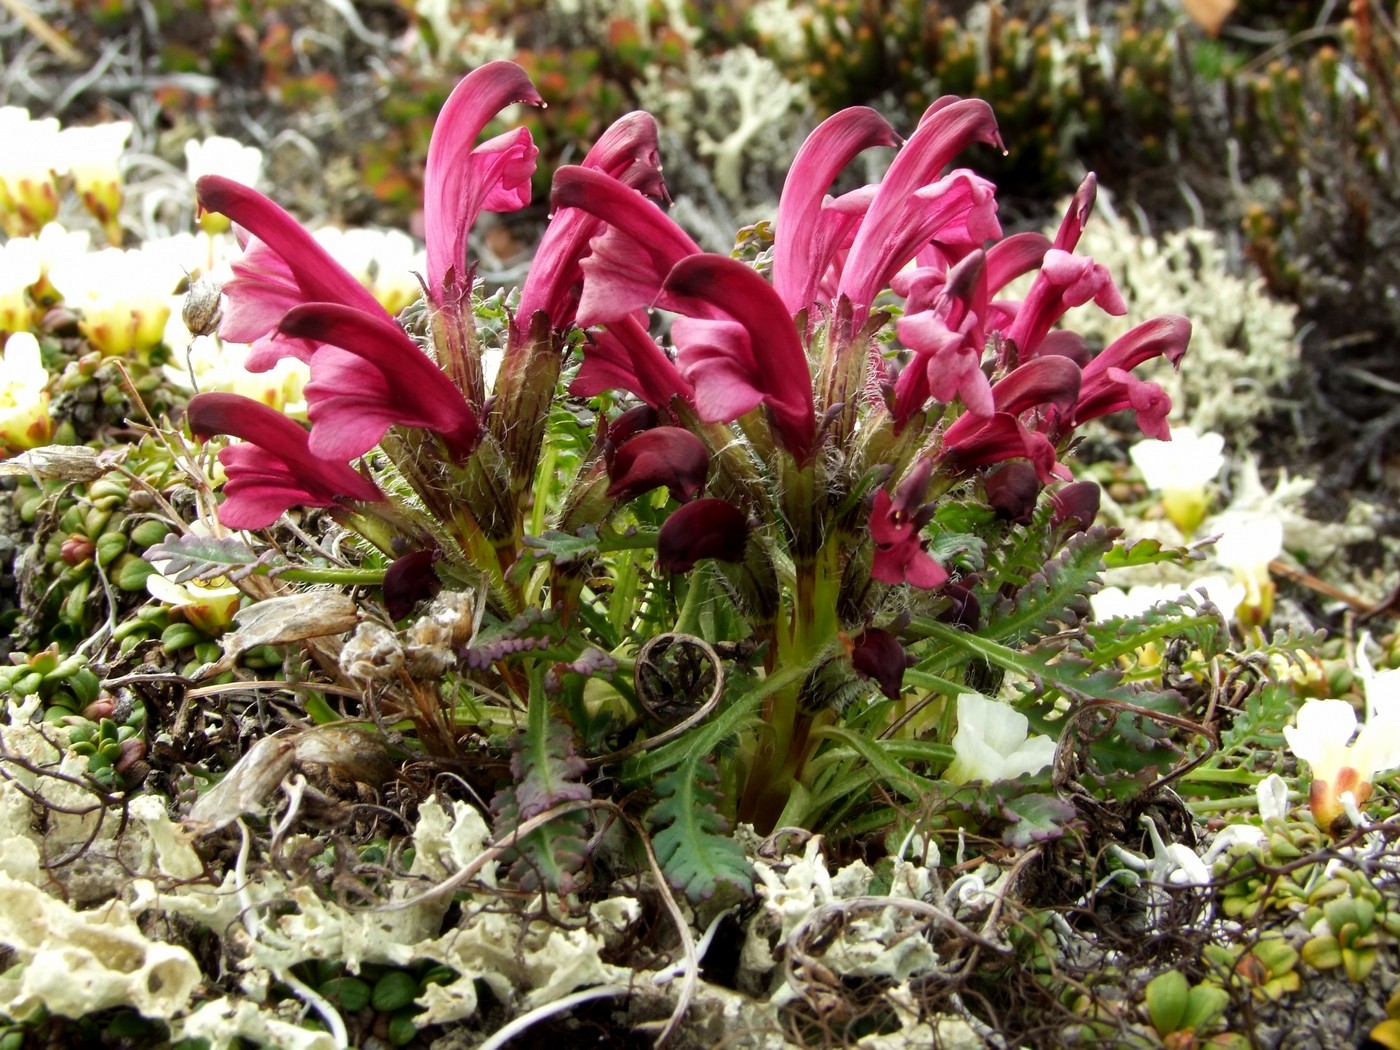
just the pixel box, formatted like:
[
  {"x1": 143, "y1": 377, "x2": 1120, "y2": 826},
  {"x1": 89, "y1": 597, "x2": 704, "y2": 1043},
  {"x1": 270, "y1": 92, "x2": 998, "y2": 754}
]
[{"x1": 1060, "y1": 201, "x2": 1301, "y2": 441}]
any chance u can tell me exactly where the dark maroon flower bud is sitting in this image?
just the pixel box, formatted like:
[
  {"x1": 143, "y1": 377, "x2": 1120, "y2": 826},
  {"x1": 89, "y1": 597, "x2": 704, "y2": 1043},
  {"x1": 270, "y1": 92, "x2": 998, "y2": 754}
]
[
  {"x1": 603, "y1": 404, "x2": 659, "y2": 465},
  {"x1": 607, "y1": 427, "x2": 709, "y2": 503},
  {"x1": 984, "y1": 462, "x2": 1042, "y2": 524},
  {"x1": 383, "y1": 548, "x2": 441, "y2": 620},
  {"x1": 657, "y1": 498, "x2": 749, "y2": 572},
  {"x1": 937, "y1": 581, "x2": 982, "y2": 631},
  {"x1": 850, "y1": 627, "x2": 914, "y2": 701},
  {"x1": 1051, "y1": 480, "x2": 1101, "y2": 532}
]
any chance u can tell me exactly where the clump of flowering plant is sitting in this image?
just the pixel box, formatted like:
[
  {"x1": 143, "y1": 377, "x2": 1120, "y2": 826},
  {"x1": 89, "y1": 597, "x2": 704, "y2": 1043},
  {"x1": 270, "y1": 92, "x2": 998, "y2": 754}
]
[{"x1": 179, "y1": 60, "x2": 1193, "y2": 894}]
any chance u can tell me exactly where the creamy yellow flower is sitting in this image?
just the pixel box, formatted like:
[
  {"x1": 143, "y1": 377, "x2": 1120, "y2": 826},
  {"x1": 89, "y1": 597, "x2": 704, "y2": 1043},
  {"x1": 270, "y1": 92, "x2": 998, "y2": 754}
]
[
  {"x1": 314, "y1": 226, "x2": 425, "y2": 315},
  {"x1": 47, "y1": 245, "x2": 183, "y2": 357},
  {"x1": 0, "y1": 107, "x2": 65, "y2": 235},
  {"x1": 0, "y1": 237, "x2": 41, "y2": 336},
  {"x1": 184, "y1": 136, "x2": 264, "y2": 235},
  {"x1": 945, "y1": 692, "x2": 1057, "y2": 785},
  {"x1": 1212, "y1": 513, "x2": 1282, "y2": 629},
  {"x1": 0, "y1": 332, "x2": 53, "y2": 454},
  {"x1": 61, "y1": 121, "x2": 132, "y2": 244},
  {"x1": 1129, "y1": 426, "x2": 1225, "y2": 536},
  {"x1": 1283, "y1": 698, "x2": 1400, "y2": 832},
  {"x1": 145, "y1": 572, "x2": 242, "y2": 635}
]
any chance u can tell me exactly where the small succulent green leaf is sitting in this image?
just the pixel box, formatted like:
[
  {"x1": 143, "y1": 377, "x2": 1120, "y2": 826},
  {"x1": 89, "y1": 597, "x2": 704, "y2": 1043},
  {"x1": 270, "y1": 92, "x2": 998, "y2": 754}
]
[
  {"x1": 1145, "y1": 969, "x2": 1190, "y2": 1034},
  {"x1": 370, "y1": 970, "x2": 419, "y2": 1013}
]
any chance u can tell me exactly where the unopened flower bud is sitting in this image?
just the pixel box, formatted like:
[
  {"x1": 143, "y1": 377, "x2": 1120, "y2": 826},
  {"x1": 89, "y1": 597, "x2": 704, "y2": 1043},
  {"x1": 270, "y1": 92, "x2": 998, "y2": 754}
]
[
  {"x1": 60, "y1": 535, "x2": 94, "y2": 565},
  {"x1": 984, "y1": 462, "x2": 1041, "y2": 524},
  {"x1": 182, "y1": 275, "x2": 224, "y2": 337}
]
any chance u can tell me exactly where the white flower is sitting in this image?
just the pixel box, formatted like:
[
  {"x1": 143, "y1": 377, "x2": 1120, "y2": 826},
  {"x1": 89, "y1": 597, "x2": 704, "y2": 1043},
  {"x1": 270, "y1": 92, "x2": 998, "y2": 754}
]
[
  {"x1": 184, "y1": 135, "x2": 264, "y2": 186},
  {"x1": 1212, "y1": 513, "x2": 1282, "y2": 577},
  {"x1": 146, "y1": 525, "x2": 241, "y2": 634},
  {"x1": 313, "y1": 226, "x2": 425, "y2": 316},
  {"x1": 30, "y1": 223, "x2": 92, "y2": 304},
  {"x1": 61, "y1": 122, "x2": 132, "y2": 239},
  {"x1": 0, "y1": 107, "x2": 65, "y2": 234},
  {"x1": 1356, "y1": 631, "x2": 1400, "y2": 722},
  {"x1": 184, "y1": 136, "x2": 263, "y2": 236},
  {"x1": 162, "y1": 320, "x2": 308, "y2": 416},
  {"x1": 1090, "y1": 575, "x2": 1243, "y2": 626},
  {"x1": 1130, "y1": 427, "x2": 1225, "y2": 534},
  {"x1": 48, "y1": 245, "x2": 184, "y2": 357},
  {"x1": 1282, "y1": 698, "x2": 1400, "y2": 831},
  {"x1": 146, "y1": 573, "x2": 242, "y2": 636},
  {"x1": 1211, "y1": 513, "x2": 1282, "y2": 628},
  {"x1": 0, "y1": 332, "x2": 52, "y2": 453},
  {"x1": 944, "y1": 692, "x2": 1057, "y2": 785},
  {"x1": 0, "y1": 236, "x2": 41, "y2": 335}
]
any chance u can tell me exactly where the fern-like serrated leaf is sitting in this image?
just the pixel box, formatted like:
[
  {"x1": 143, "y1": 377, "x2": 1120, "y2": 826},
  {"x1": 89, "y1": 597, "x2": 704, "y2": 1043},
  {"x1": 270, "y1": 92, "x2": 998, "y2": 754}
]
[
  {"x1": 490, "y1": 784, "x2": 591, "y2": 893},
  {"x1": 986, "y1": 524, "x2": 1119, "y2": 646},
  {"x1": 648, "y1": 759, "x2": 752, "y2": 901},
  {"x1": 509, "y1": 718, "x2": 590, "y2": 820},
  {"x1": 145, "y1": 532, "x2": 272, "y2": 583},
  {"x1": 489, "y1": 708, "x2": 592, "y2": 894},
  {"x1": 1102, "y1": 535, "x2": 1206, "y2": 570}
]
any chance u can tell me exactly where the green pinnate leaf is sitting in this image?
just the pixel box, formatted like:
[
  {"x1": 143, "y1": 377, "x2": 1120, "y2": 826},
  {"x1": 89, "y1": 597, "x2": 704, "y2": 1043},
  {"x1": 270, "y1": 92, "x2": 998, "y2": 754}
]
[{"x1": 648, "y1": 758, "x2": 752, "y2": 901}]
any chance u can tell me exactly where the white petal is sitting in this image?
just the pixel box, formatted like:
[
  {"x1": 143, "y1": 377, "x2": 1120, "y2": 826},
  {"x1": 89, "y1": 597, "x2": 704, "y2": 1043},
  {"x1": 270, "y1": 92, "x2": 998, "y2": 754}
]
[{"x1": 1282, "y1": 698, "x2": 1357, "y2": 780}]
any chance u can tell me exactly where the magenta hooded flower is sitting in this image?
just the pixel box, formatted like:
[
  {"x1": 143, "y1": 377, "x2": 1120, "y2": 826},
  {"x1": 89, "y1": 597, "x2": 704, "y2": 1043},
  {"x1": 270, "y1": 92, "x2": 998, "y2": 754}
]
[
  {"x1": 187, "y1": 392, "x2": 383, "y2": 530},
  {"x1": 1072, "y1": 314, "x2": 1192, "y2": 440},
  {"x1": 835, "y1": 97, "x2": 1003, "y2": 322},
  {"x1": 771, "y1": 106, "x2": 900, "y2": 318},
  {"x1": 1001, "y1": 248, "x2": 1127, "y2": 360},
  {"x1": 662, "y1": 254, "x2": 817, "y2": 463},
  {"x1": 869, "y1": 458, "x2": 947, "y2": 589},
  {"x1": 569, "y1": 313, "x2": 696, "y2": 409},
  {"x1": 657, "y1": 498, "x2": 750, "y2": 573},
  {"x1": 549, "y1": 165, "x2": 702, "y2": 327},
  {"x1": 423, "y1": 61, "x2": 543, "y2": 305},
  {"x1": 607, "y1": 426, "x2": 709, "y2": 503},
  {"x1": 280, "y1": 303, "x2": 480, "y2": 460},
  {"x1": 892, "y1": 250, "x2": 993, "y2": 423},
  {"x1": 516, "y1": 112, "x2": 667, "y2": 332},
  {"x1": 197, "y1": 176, "x2": 389, "y2": 370},
  {"x1": 940, "y1": 356, "x2": 1083, "y2": 483}
]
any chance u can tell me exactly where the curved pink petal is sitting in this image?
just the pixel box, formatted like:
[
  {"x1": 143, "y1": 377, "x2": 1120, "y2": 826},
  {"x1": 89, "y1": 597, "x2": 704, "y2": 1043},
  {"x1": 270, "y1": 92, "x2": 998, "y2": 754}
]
[
  {"x1": 663, "y1": 254, "x2": 816, "y2": 462},
  {"x1": 1052, "y1": 174, "x2": 1098, "y2": 252},
  {"x1": 570, "y1": 313, "x2": 693, "y2": 408},
  {"x1": 187, "y1": 392, "x2": 382, "y2": 529},
  {"x1": 1081, "y1": 313, "x2": 1192, "y2": 383},
  {"x1": 197, "y1": 176, "x2": 387, "y2": 366},
  {"x1": 550, "y1": 166, "x2": 701, "y2": 326},
  {"x1": 941, "y1": 413, "x2": 1068, "y2": 483},
  {"x1": 1002, "y1": 248, "x2": 1126, "y2": 359},
  {"x1": 772, "y1": 106, "x2": 899, "y2": 316},
  {"x1": 517, "y1": 112, "x2": 667, "y2": 331},
  {"x1": 280, "y1": 303, "x2": 479, "y2": 460},
  {"x1": 837, "y1": 97, "x2": 1002, "y2": 318},
  {"x1": 472, "y1": 128, "x2": 538, "y2": 213},
  {"x1": 984, "y1": 354, "x2": 1082, "y2": 419},
  {"x1": 984, "y1": 232, "x2": 1051, "y2": 297},
  {"x1": 423, "y1": 61, "x2": 543, "y2": 301}
]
